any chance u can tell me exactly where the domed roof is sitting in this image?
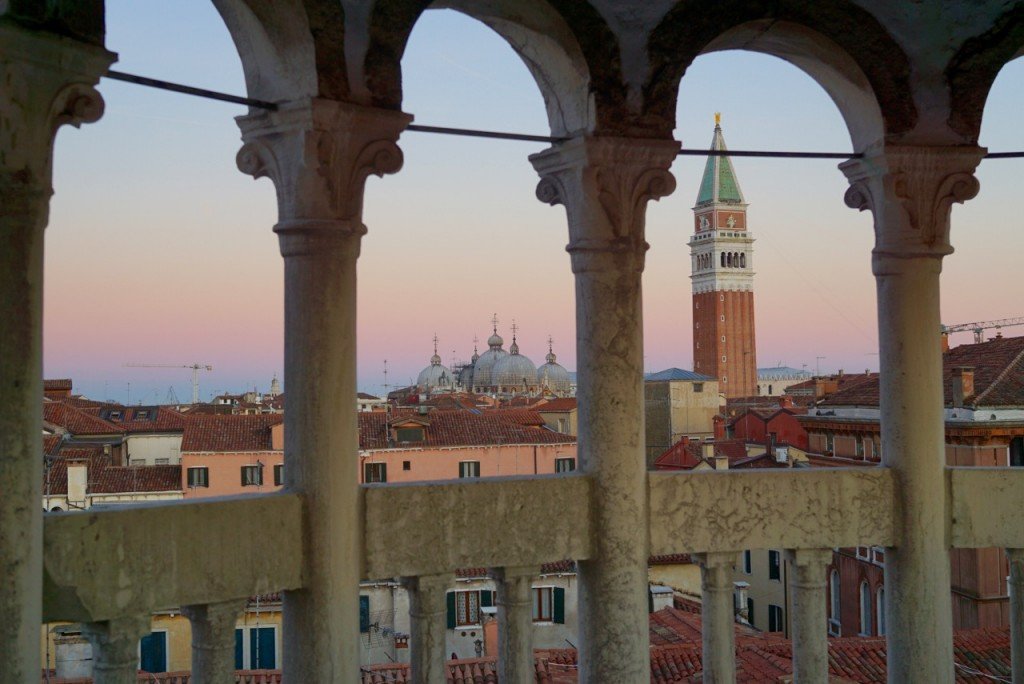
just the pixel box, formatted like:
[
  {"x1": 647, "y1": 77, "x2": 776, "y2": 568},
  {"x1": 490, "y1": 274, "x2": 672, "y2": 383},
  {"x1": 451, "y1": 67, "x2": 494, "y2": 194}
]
[
  {"x1": 417, "y1": 336, "x2": 453, "y2": 390},
  {"x1": 537, "y1": 338, "x2": 571, "y2": 393},
  {"x1": 491, "y1": 333, "x2": 537, "y2": 388},
  {"x1": 472, "y1": 347, "x2": 507, "y2": 387}
]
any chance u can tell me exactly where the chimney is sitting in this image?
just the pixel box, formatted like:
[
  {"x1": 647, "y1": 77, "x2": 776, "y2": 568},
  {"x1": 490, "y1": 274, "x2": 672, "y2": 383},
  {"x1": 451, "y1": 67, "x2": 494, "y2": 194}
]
[
  {"x1": 67, "y1": 460, "x2": 87, "y2": 507},
  {"x1": 775, "y1": 445, "x2": 790, "y2": 464},
  {"x1": 733, "y1": 581, "x2": 750, "y2": 621},
  {"x1": 941, "y1": 332, "x2": 950, "y2": 352},
  {"x1": 780, "y1": 395, "x2": 794, "y2": 409},
  {"x1": 952, "y1": 366, "x2": 975, "y2": 407},
  {"x1": 838, "y1": 369, "x2": 845, "y2": 378},
  {"x1": 701, "y1": 441, "x2": 715, "y2": 461},
  {"x1": 714, "y1": 454, "x2": 729, "y2": 471}
]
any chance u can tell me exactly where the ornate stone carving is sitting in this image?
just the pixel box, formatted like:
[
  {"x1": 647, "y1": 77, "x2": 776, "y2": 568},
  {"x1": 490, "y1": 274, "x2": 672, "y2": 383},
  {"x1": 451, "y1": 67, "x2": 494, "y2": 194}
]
[
  {"x1": 529, "y1": 137, "x2": 679, "y2": 272},
  {"x1": 840, "y1": 146, "x2": 985, "y2": 261}
]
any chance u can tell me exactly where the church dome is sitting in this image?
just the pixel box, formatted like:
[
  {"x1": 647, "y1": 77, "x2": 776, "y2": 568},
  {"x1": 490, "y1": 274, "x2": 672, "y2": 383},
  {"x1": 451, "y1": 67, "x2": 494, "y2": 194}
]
[
  {"x1": 472, "y1": 347, "x2": 507, "y2": 388},
  {"x1": 537, "y1": 342, "x2": 571, "y2": 393},
  {"x1": 491, "y1": 337, "x2": 537, "y2": 388},
  {"x1": 417, "y1": 337, "x2": 453, "y2": 390}
]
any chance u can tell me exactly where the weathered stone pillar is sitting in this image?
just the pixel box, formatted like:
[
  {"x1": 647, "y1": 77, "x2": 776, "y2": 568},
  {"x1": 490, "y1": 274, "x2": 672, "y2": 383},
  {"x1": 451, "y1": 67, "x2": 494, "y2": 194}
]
[
  {"x1": 842, "y1": 146, "x2": 984, "y2": 684},
  {"x1": 694, "y1": 552, "x2": 739, "y2": 683},
  {"x1": 81, "y1": 616, "x2": 151, "y2": 684},
  {"x1": 490, "y1": 566, "x2": 537, "y2": 684},
  {"x1": 531, "y1": 136, "x2": 678, "y2": 682},
  {"x1": 1007, "y1": 549, "x2": 1024, "y2": 684},
  {"x1": 237, "y1": 100, "x2": 410, "y2": 681},
  {"x1": 785, "y1": 549, "x2": 832, "y2": 683},
  {"x1": 0, "y1": 22, "x2": 112, "y2": 684},
  {"x1": 182, "y1": 599, "x2": 246, "y2": 683},
  {"x1": 404, "y1": 574, "x2": 450, "y2": 683}
]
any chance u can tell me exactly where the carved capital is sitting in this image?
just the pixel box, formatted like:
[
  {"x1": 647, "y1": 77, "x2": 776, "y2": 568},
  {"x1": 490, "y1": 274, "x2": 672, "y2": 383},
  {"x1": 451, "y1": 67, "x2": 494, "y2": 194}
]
[
  {"x1": 81, "y1": 615, "x2": 152, "y2": 676},
  {"x1": 530, "y1": 137, "x2": 679, "y2": 273},
  {"x1": 236, "y1": 99, "x2": 411, "y2": 254},
  {"x1": 0, "y1": 23, "x2": 114, "y2": 189},
  {"x1": 840, "y1": 145, "x2": 985, "y2": 264}
]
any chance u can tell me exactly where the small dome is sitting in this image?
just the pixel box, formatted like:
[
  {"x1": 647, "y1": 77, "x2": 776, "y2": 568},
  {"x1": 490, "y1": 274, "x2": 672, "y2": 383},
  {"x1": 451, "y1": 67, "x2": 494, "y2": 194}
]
[
  {"x1": 487, "y1": 332, "x2": 504, "y2": 348},
  {"x1": 473, "y1": 347, "x2": 507, "y2": 387},
  {"x1": 491, "y1": 344, "x2": 537, "y2": 388},
  {"x1": 418, "y1": 336, "x2": 453, "y2": 390},
  {"x1": 537, "y1": 339, "x2": 571, "y2": 393}
]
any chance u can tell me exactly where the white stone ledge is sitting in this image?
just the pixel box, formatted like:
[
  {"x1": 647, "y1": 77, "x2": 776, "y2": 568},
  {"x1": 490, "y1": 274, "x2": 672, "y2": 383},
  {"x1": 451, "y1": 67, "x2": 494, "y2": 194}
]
[
  {"x1": 949, "y1": 467, "x2": 1024, "y2": 548},
  {"x1": 43, "y1": 493, "x2": 303, "y2": 622},
  {"x1": 648, "y1": 468, "x2": 896, "y2": 554},
  {"x1": 362, "y1": 474, "x2": 592, "y2": 579}
]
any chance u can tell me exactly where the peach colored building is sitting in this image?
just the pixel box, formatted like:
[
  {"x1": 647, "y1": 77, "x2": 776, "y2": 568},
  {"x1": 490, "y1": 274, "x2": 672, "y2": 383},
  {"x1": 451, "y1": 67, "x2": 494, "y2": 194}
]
[{"x1": 182, "y1": 408, "x2": 576, "y2": 497}]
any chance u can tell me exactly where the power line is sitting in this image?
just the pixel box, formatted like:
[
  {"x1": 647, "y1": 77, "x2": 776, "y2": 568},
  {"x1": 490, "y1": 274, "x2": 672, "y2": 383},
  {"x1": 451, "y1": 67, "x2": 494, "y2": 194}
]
[{"x1": 102, "y1": 70, "x2": 1024, "y2": 160}]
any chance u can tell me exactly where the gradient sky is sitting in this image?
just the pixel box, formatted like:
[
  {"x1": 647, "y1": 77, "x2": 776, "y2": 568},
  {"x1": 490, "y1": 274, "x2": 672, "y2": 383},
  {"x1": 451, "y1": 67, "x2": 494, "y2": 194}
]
[{"x1": 44, "y1": 1, "x2": 1024, "y2": 403}]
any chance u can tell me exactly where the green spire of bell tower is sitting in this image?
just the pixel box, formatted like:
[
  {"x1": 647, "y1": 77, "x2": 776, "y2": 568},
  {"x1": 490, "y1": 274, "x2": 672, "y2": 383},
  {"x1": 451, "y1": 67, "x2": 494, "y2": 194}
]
[{"x1": 696, "y1": 113, "x2": 746, "y2": 207}]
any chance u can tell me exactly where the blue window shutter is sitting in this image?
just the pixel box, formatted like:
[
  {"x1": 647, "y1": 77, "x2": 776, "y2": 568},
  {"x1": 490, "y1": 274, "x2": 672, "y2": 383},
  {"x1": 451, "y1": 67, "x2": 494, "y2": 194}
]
[
  {"x1": 481, "y1": 590, "x2": 493, "y2": 608},
  {"x1": 235, "y1": 629, "x2": 243, "y2": 669},
  {"x1": 553, "y1": 588, "x2": 565, "y2": 624},
  {"x1": 250, "y1": 627, "x2": 275, "y2": 669},
  {"x1": 360, "y1": 595, "x2": 370, "y2": 632},
  {"x1": 447, "y1": 592, "x2": 456, "y2": 629},
  {"x1": 139, "y1": 632, "x2": 166, "y2": 673}
]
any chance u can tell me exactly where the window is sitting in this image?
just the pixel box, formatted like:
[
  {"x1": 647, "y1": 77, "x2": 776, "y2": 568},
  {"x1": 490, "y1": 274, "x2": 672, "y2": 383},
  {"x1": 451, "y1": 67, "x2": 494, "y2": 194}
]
[
  {"x1": 747, "y1": 598, "x2": 754, "y2": 625},
  {"x1": 187, "y1": 467, "x2": 209, "y2": 488},
  {"x1": 1011, "y1": 437, "x2": 1024, "y2": 467},
  {"x1": 139, "y1": 631, "x2": 167, "y2": 673},
  {"x1": 273, "y1": 464, "x2": 284, "y2": 486},
  {"x1": 825, "y1": 433, "x2": 835, "y2": 453},
  {"x1": 360, "y1": 595, "x2": 370, "y2": 633},
  {"x1": 768, "y1": 604, "x2": 784, "y2": 632},
  {"x1": 742, "y1": 550, "x2": 752, "y2": 574},
  {"x1": 555, "y1": 457, "x2": 576, "y2": 473},
  {"x1": 769, "y1": 550, "x2": 781, "y2": 581},
  {"x1": 693, "y1": 383, "x2": 703, "y2": 393},
  {"x1": 395, "y1": 427, "x2": 424, "y2": 443},
  {"x1": 364, "y1": 462, "x2": 387, "y2": 483},
  {"x1": 859, "y1": 581, "x2": 873, "y2": 635},
  {"x1": 557, "y1": 418, "x2": 568, "y2": 432},
  {"x1": 248, "y1": 627, "x2": 276, "y2": 669},
  {"x1": 240, "y1": 464, "x2": 263, "y2": 486},
  {"x1": 154, "y1": 458, "x2": 169, "y2": 465},
  {"x1": 830, "y1": 570, "x2": 840, "y2": 619},
  {"x1": 531, "y1": 586, "x2": 566, "y2": 623},
  {"x1": 722, "y1": 356, "x2": 727, "y2": 363},
  {"x1": 459, "y1": 461, "x2": 480, "y2": 478},
  {"x1": 856, "y1": 438, "x2": 865, "y2": 459},
  {"x1": 447, "y1": 590, "x2": 493, "y2": 627},
  {"x1": 130, "y1": 459, "x2": 144, "y2": 466},
  {"x1": 856, "y1": 546, "x2": 871, "y2": 560},
  {"x1": 403, "y1": 460, "x2": 411, "y2": 471},
  {"x1": 876, "y1": 588, "x2": 885, "y2": 635}
]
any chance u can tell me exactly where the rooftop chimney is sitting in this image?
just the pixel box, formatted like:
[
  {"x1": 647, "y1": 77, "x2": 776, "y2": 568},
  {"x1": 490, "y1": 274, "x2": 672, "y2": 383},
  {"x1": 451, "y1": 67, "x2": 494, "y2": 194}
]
[
  {"x1": 701, "y1": 441, "x2": 715, "y2": 461},
  {"x1": 941, "y1": 332, "x2": 950, "y2": 353},
  {"x1": 713, "y1": 454, "x2": 729, "y2": 471},
  {"x1": 67, "y1": 460, "x2": 87, "y2": 507},
  {"x1": 952, "y1": 366, "x2": 975, "y2": 408}
]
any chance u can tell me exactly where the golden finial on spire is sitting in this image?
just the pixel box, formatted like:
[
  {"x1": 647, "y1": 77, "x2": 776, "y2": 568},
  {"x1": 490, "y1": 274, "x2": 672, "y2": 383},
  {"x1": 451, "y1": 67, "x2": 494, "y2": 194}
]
[{"x1": 714, "y1": 112, "x2": 721, "y2": 126}]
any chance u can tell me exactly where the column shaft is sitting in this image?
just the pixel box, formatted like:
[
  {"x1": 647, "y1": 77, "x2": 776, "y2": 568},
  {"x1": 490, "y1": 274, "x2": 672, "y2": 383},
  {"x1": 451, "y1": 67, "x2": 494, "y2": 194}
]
[
  {"x1": 81, "y1": 616, "x2": 151, "y2": 684},
  {"x1": 786, "y1": 549, "x2": 832, "y2": 683},
  {"x1": 492, "y1": 566, "x2": 537, "y2": 684},
  {"x1": 182, "y1": 599, "x2": 246, "y2": 684},
  {"x1": 1008, "y1": 549, "x2": 1024, "y2": 684},
  {"x1": 406, "y1": 574, "x2": 450, "y2": 683},
  {"x1": 530, "y1": 136, "x2": 678, "y2": 682},
  {"x1": 696, "y1": 552, "x2": 738, "y2": 683}
]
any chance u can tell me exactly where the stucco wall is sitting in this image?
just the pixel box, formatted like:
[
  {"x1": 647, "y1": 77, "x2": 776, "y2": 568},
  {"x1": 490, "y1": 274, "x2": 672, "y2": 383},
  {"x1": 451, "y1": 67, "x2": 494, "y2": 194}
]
[{"x1": 124, "y1": 434, "x2": 182, "y2": 465}]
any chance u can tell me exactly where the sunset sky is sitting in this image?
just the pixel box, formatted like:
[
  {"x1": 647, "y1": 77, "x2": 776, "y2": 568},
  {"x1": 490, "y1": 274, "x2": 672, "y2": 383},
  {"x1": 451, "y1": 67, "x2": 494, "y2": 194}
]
[{"x1": 45, "y1": 1, "x2": 1024, "y2": 403}]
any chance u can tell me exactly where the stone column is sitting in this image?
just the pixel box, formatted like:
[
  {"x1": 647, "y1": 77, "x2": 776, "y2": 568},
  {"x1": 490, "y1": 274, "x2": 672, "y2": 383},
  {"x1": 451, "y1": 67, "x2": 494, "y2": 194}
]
[
  {"x1": 1007, "y1": 549, "x2": 1024, "y2": 684},
  {"x1": 237, "y1": 100, "x2": 410, "y2": 681},
  {"x1": 181, "y1": 599, "x2": 246, "y2": 684},
  {"x1": 404, "y1": 574, "x2": 450, "y2": 683},
  {"x1": 81, "y1": 616, "x2": 151, "y2": 684},
  {"x1": 694, "y1": 552, "x2": 739, "y2": 683},
  {"x1": 785, "y1": 549, "x2": 832, "y2": 683},
  {"x1": 490, "y1": 566, "x2": 537, "y2": 684},
  {"x1": 842, "y1": 146, "x2": 985, "y2": 684},
  {"x1": 531, "y1": 136, "x2": 678, "y2": 682},
  {"x1": 0, "y1": 22, "x2": 112, "y2": 684}
]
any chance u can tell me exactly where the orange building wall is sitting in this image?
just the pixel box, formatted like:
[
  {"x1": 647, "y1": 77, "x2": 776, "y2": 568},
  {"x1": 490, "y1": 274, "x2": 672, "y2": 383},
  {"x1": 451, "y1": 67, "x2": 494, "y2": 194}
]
[
  {"x1": 693, "y1": 290, "x2": 757, "y2": 398},
  {"x1": 182, "y1": 451, "x2": 284, "y2": 498}
]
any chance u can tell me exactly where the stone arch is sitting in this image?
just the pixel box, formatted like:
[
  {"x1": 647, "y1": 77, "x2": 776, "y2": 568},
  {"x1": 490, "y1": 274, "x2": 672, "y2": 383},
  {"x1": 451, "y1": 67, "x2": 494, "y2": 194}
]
[
  {"x1": 946, "y1": 4, "x2": 1024, "y2": 144},
  {"x1": 212, "y1": 0, "x2": 349, "y2": 102},
  {"x1": 359, "y1": 0, "x2": 623, "y2": 136},
  {"x1": 645, "y1": 1, "x2": 915, "y2": 149}
]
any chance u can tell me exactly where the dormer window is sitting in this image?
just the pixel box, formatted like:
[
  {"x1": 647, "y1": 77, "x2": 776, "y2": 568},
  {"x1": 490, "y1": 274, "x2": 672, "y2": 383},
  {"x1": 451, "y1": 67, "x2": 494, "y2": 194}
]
[
  {"x1": 395, "y1": 426, "x2": 424, "y2": 443},
  {"x1": 109, "y1": 410, "x2": 122, "y2": 421}
]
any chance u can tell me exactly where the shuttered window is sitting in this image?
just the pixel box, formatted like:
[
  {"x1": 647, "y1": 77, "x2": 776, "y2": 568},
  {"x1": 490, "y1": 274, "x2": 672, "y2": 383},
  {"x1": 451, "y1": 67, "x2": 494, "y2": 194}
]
[
  {"x1": 187, "y1": 467, "x2": 208, "y2": 488},
  {"x1": 769, "y1": 550, "x2": 781, "y2": 581},
  {"x1": 240, "y1": 464, "x2": 262, "y2": 486},
  {"x1": 364, "y1": 463, "x2": 387, "y2": 483},
  {"x1": 359, "y1": 595, "x2": 370, "y2": 633},
  {"x1": 273, "y1": 464, "x2": 283, "y2": 486},
  {"x1": 447, "y1": 590, "x2": 493, "y2": 627}
]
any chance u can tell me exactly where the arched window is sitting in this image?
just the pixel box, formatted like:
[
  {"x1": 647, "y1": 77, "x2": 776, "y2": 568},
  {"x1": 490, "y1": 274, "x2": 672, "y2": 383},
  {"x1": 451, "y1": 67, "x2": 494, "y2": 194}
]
[
  {"x1": 830, "y1": 570, "x2": 840, "y2": 619},
  {"x1": 859, "y1": 581, "x2": 872, "y2": 635},
  {"x1": 876, "y1": 587, "x2": 885, "y2": 635},
  {"x1": 726, "y1": 253, "x2": 732, "y2": 267},
  {"x1": 740, "y1": 253, "x2": 746, "y2": 268},
  {"x1": 721, "y1": 252, "x2": 726, "y2": 267}
]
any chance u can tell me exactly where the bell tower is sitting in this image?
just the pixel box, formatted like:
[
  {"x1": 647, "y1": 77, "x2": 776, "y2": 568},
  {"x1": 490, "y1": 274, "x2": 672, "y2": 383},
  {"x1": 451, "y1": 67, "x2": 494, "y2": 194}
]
[{"x1": 690, "y1": 114, "x2": 757, "y2": 398}]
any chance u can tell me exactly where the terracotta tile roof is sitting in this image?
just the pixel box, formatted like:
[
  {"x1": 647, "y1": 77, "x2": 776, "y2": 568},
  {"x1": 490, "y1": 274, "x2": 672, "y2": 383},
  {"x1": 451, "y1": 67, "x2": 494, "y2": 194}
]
[
  {"x1": 181, "y1": 414, "x2": 283, "y2": 452},
  {"x1": 455, "y1": 560, "x2": 577, "y2": 578},
  {"x1": 652, "y1": 440, "x2": 704, "y2": 470},
  {"x1": 358, "y1": 410, "x2": 574, "y2": 449},
  {"x1": 44, "y1": 447, "x2": 181, "y2": 495},
  {"x1": 818, "y1": 336, "x2": 1024, "y2": 409},
  {"x1": 43, "y1": 402, "x2": 121, "y2": 436},
  {"x1": 62, "y1": 395, "x2": 118, "y2": 409},
  {"x1": 44, "y1": 379, "x2": 73, "y2": 391},
  {"x1": 43, "y1": 434, "x2": 63, "y2": 456},
  {"x1": 96, "y1": 406, "x2": 190, "y2": 433},
  {"x1": 649, "y1": 607, "x2": 762, "y2": 647},
  {"x1": 358, "y1": 392, "x2": 381, "y2": 400},
  {"x1": 649, "y1": 554, "x2": 693, "y2": 566},
  {"x1": 536, "y1": 398, "x2": 578, "y2": 412}
]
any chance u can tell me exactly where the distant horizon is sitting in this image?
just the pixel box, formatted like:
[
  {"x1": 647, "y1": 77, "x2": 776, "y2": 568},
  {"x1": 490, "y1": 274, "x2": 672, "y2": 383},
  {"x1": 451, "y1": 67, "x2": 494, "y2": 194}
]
[{"x1": 43, "y1": 2, "x2": 1024, "y2": 405}]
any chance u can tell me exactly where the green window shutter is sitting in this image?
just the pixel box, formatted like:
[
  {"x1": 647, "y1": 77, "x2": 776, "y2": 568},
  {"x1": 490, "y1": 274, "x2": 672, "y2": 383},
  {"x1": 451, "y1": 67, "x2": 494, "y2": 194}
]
[
  {"x1": 360, "y1": 595, "x2": 370, "y2": 633},
  {"x1": 446, "y1": 591, "x2": 456, "y2": 629},
  {"x1": 234, "y1": 629, "x2": 243, "y2": 669},
  {"x1": 240, "y1": 467, "x2": 246, "y2": 487},
  {"x1": 553, "y1": 587, "x2": 565, "y2": 624},
  {"x1": 648, "y1": 588, "x2": 654, "y2": 614},
  {"x1": 481, "y1": 590, "x2": 493, "y2": 608}
]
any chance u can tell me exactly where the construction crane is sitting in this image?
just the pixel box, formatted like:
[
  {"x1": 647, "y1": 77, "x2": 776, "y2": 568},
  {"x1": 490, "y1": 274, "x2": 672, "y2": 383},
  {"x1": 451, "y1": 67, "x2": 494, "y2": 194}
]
[
  {"x1": 941, "y1": 317, "x2": 1024, "y2": 344},
  {"x1": 123, "y1": 363, "x2": 213, "y2": 404}
]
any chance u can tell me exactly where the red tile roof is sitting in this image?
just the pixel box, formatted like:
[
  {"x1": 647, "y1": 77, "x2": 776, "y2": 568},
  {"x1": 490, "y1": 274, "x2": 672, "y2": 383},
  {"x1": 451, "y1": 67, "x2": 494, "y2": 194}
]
[
  {"x1": 181, "y1": 414, "x2": 283, "y2": 452},
  {"x1": 358, "y1": 410, "x2": 574, "y2": 450},
  {"x1": 536, "y1": 398, "x2": 578, "y2": 412},
  {"x1": 44, "y1": 447, "x2": 181, "y2": 495},
  {"x1": 44, "y1": 379, "x2": 72, "y2": 391},
  {"x1": 96, "y1": 406, "x2": 190, "y2": 433},
  {"x1": 43, "y1": 402, "x2": 121, "y2": 436}
]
